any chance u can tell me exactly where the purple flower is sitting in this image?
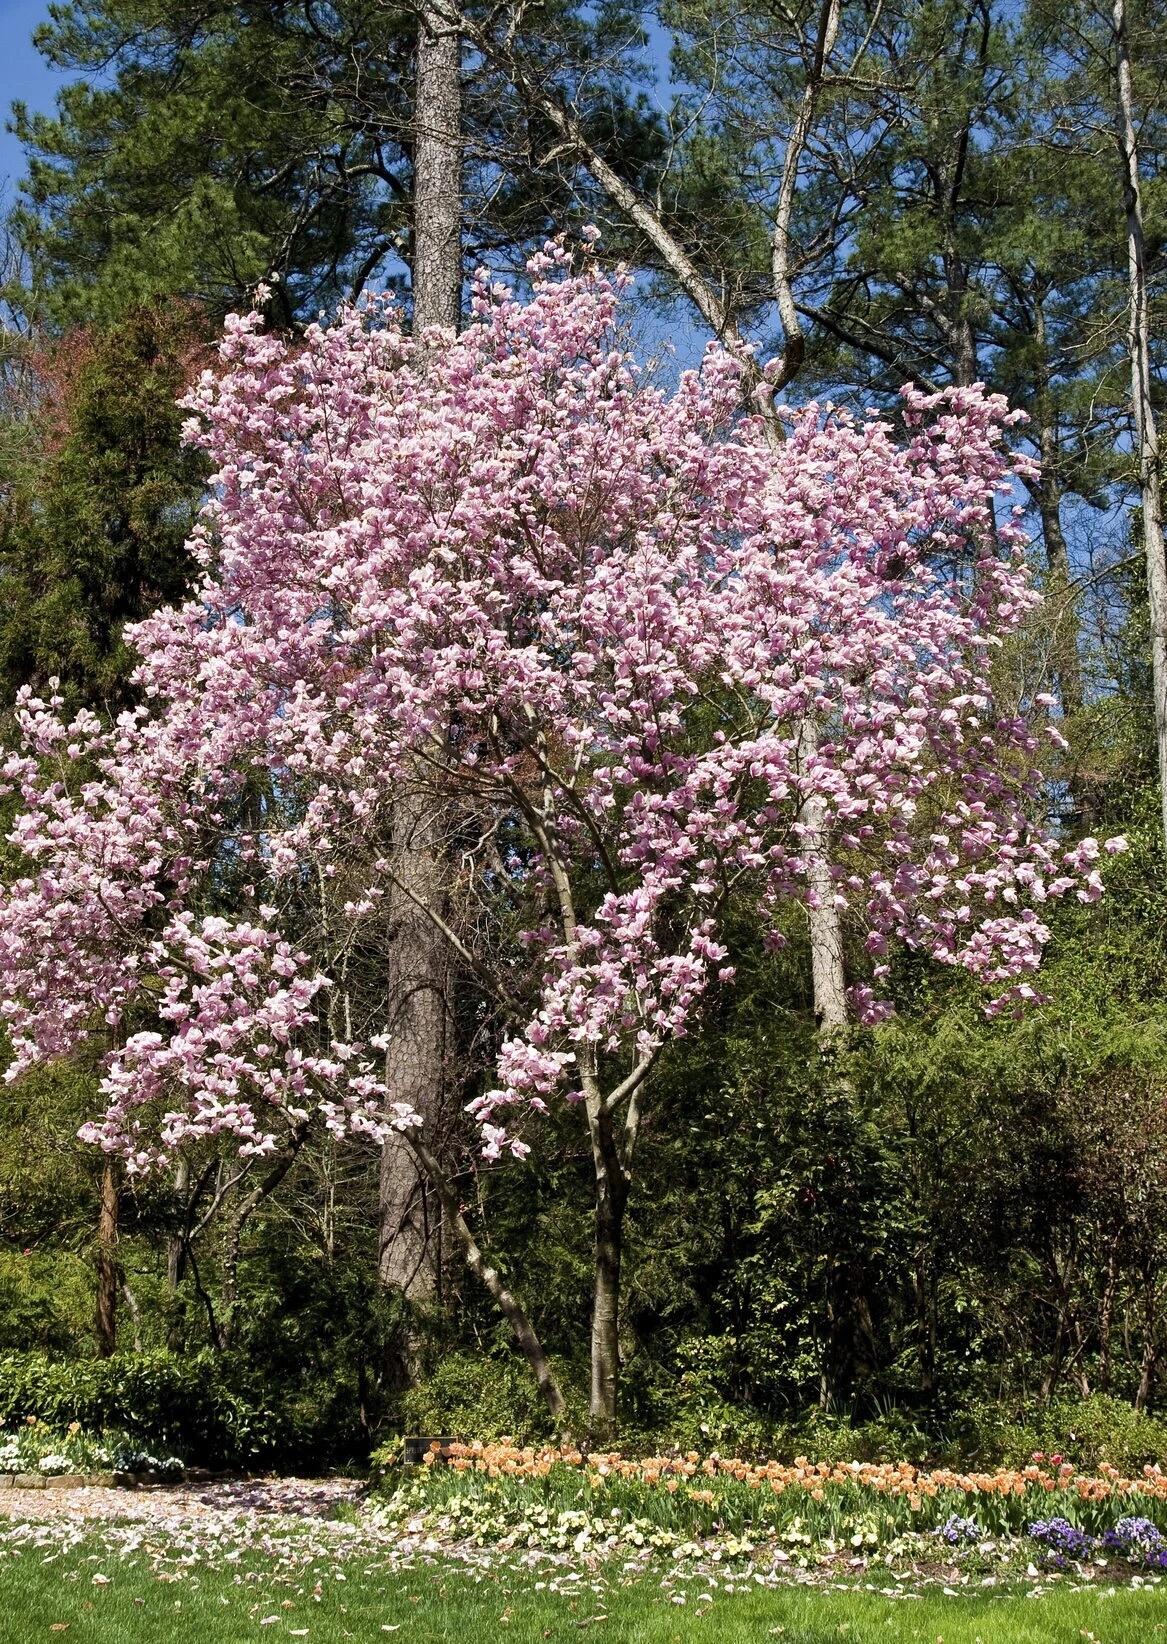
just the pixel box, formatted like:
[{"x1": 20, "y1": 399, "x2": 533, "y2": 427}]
[
  {"x1": 1029, "y1": 1517, "x2": 1094, "y2": 1560},
  {"x1": 1102, "y1": 1516, "x2": 1166, "y2": 1564},
  {"x1": 936, "y1": 1514, "x2": 983, "y2": 1546}
]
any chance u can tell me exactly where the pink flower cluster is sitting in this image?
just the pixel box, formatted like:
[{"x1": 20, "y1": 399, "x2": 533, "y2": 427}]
[
  {"x1": 0, "y1": 243, "x2": 1125, "y2": 1165},
  {"x1": 80, "y1": 913, "x2": 410, "y2": 1171}
]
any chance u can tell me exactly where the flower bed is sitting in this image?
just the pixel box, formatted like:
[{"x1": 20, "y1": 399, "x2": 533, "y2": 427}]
[
  {"x1": 372, "y1": 1441, "x2": 1167, "y2": 1577},
  {"x1": 0, "y1": 1417, "x2": 183, "y2": 1483}
]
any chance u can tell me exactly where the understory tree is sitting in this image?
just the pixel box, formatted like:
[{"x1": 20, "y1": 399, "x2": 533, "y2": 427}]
[{"x1": 0, "y1": 251, "x2": 1125, "y2": 1433}]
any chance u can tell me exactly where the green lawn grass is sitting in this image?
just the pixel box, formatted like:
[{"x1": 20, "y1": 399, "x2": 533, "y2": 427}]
[{"x1": 2, "y1": 1541, "x2": 1167, "y2": 1643}]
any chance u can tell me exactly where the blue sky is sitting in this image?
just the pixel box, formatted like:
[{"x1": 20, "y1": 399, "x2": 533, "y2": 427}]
[{"x1": 0, "y1": 0, "x2": 71, "y2": 205}]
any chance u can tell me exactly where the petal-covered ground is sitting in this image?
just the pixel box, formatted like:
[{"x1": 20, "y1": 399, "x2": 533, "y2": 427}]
[{"x1": 0, "y1": 1480, "x2": 1166, "y2": 1643}]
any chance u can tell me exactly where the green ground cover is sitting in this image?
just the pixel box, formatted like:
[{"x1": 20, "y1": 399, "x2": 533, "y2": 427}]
[{"x1": 1, "y1": 1536, "x2": 1166, "y2": 1643}]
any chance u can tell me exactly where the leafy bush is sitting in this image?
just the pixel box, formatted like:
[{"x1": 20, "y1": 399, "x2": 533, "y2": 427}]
[
  {"x1": 385, "y1": 1346, "x2": 943, "y2": 1462},
  {"x1": 392, "y1": 1352, "x2": 587, "y2": 1447},
  {"x1": 634, "y1": 1391, "x2": 776, "y2": 1459},
  {"x1": 228, "y1": 1238, "x2": 407, "y2": 1465},
  {"x1": 0, "y1": 1351, "x2": 278, "y2": 1468},
  {"x1": 388, "y1": 1354, "x2": 1167, "y2": 1475},
  {"x1": 1028, "y1": 1396, "x2": 1167, "y2": 1472},
  {"x1": 946, "y1": 1394, "x2": 1167, "y2": 1473}
]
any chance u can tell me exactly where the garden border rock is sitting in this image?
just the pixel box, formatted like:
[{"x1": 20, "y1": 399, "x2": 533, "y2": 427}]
[{"x1": 0, "y1": 1470, "x2": 200, "y2": 1489}]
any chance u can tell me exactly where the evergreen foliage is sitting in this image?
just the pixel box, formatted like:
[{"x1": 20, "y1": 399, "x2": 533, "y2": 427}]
[{"x1": 0, "y1": 304, "x2": 207, "y2": 706}]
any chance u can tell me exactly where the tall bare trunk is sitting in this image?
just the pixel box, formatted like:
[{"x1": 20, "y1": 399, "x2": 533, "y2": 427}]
[
  {"x1": 1033, "y1": 303, "x2": 1085, "y2": 720},
  {"x1": 378, "y1": 13, "x2": 463, "y2": 1331},
  {"x1": 763, "y1": 1, "x2": 848, "y2": 1034},
  {"x1": 412, "y1": 17, "x2": 462, "y2": 332},
  {"x1": 950, "y1": 268, "x2": 978, "y2": 391},
  {"x1": 95, "y1": 1159, "x2": 119, "y2": 1357},
  {"x1": 767, "y1": 0, "x2": 839, "y2": 392},
  {"x1": 1114, "y1": 0, "x2": 1167, "y2": 854}
]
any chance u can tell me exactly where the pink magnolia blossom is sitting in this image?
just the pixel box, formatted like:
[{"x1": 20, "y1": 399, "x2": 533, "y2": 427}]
[{"x1": 0, "y1": 243, "x2": 1125, "y2": 1168}]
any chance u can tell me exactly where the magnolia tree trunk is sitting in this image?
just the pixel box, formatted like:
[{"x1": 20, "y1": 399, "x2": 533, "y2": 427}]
[
  {"x1": 796, "y1": 721, "x2": 848, "y2": 1032},
  {"x1": 409, "y1": 1135, "x2": 568, "y2": 1422},
  {"x1": 378, "y1": 15, "x2": 462, "y2": 1338},
  {"x1": 1114, "y1": 0, "x2": 1167, "y2": 856},
  {"x1": 167, "y1": 1155, "x2": 189, "y2": 1291},
  {"x1": 588, "y1": 1108, "x2": 628, "y2": 1436},
  {"x1": 95, "y1": 1159, "x2": 119, "y2": 1357}
]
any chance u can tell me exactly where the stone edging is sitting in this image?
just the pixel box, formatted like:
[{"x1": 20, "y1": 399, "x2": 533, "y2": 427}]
[{"x1": 0, "y1": 1470, "x2": 192, "y2": 1489}]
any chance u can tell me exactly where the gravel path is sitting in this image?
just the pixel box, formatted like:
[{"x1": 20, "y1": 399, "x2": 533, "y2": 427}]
[{"x1": 0, "y1": 1477, "x2": 365, "y2": 1527}]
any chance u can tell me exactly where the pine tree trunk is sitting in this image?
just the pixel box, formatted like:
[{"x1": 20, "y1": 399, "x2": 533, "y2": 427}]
[
  {"x1": 1114, "y1": 0, "x2": 1167, "y2": 856},
  {"x1": 412, "y1": 18, "x2": 462, "y2": 332},
  {"x1": 95, "y1": 1159, "x2": 119, "y2": 1357},
  {"x1": 1036, "y1": 474, "x2": 1084, "y2": 718},
  {"x1": 378, "y1": 791, "x2": 449, "y2": 1312},
  {"x1": 378, "y1": 17, "x2": 462, "y2": 1346}
]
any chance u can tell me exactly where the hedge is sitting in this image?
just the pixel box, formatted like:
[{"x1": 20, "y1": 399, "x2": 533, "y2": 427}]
[{"x1": 0, "y1": 1351, "x2": 279, "y2": 1468}]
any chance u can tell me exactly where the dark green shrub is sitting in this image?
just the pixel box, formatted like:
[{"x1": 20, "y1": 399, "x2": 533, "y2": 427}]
[
  {"x1": 228, "y1": 1239, "x2": 405, "y2": 1465},
  {"x1": 945, "y1": 1394, "x2": 1167, "y2": 1473},
  {"x1": 396, "y1": 1352, "x2": 586, "y2": 1445},
  {"x1": 1029, "y1": 1395, "x2": 1167, "y2": 1472},
  {"x1": 0, "y1": 1351, "x2": 278, "y2": 1467}
]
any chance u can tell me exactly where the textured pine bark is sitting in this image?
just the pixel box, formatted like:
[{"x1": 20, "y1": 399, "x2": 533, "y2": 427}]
[
  {"x1": 378, "y1": 19, "x2": 462, "y2": 1324},
  {"x1": 378, "y1": 790, "x2": 450, "y2": 1308},
  {"x1": 1033, "y1": 302, "x2": 1085, "y2": 722},
  {"x1": 412, "y1": 20, "x2": 462, "y2": 334}
]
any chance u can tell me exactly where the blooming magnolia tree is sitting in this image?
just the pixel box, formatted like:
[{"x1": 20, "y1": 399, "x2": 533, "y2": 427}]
[{"x1": 0, "y1": 243, "x2": 1124, "y2": 1432}]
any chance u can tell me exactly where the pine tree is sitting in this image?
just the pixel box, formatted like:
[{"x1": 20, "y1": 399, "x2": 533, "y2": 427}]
[
  {"x1": 0, "y1": 304, "x2": 208, "y2": 706},
  {"x1": 9, "y1": 0, "x2": 661, "y2": 328}
]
